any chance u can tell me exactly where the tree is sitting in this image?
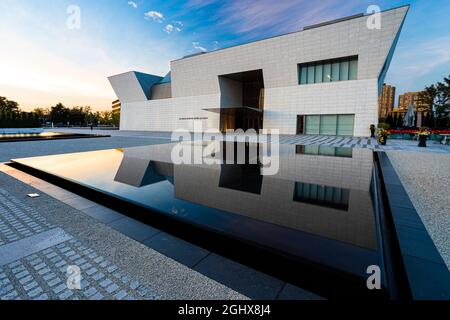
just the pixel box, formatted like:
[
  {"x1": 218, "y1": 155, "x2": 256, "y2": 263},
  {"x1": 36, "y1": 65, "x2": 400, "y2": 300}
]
[
  {"x1": 49, "y1": 103, "x2": 70, "y2": 125},
  {"x1": 68, "y1": 106, "x2": 87, "y2": 126},
  {"x1": 0, "y1": 96, "x2": 19, "y2": 113},
  {"x1": 385, "y1": 114, "x2": 394, "y2": 127},
  {"x1": 392, "y1": 113, "x2": 398, "y2": 128},
  {"x1": 420, "y1": 75, "x2": 450, "y2": 128}
]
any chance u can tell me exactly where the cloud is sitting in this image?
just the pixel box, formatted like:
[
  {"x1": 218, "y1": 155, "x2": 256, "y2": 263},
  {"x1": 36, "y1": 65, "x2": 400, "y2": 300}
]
[
  {"x1": 210, "y1": 41, "x2": 220, "y2": 51},
  {"x1": 164, "y1": 24, "x2": 174, "y2": 34},
  {"x1": 192, "y1": 42, "x2": 207, "y2": 52},
  {"x1": 164, "y1": 21, "x2": 183, "y2": 34},
  {"x1": 386, "y1": 36, "x2": 450, "y2": 93},
  {"x1": 186, "y1": 0, "x2": 217, "y2": 8},
  {"x1": 127, "y1": 1, "x2": 138, "y2": 9},
  {"x1": 214, "y1": 0, "x2": 355, "y2": 36},
  {"x1": 144, "y1": 11, "x2": 164, "y2": 23}
]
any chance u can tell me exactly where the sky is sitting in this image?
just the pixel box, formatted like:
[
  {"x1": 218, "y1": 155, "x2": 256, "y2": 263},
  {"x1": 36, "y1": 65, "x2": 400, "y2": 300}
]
[{"x1": 0, "y1": 0, "x2": 449, "y2": 111}]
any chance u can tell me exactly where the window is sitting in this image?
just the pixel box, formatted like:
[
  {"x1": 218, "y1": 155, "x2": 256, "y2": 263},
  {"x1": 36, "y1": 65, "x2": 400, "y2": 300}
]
[
  {"x1": 295, "y1": 145, "x2": 353, "y2": 158},
  {"x1": 315, "y1": 64, "x2": 323, "y2": 83},
  {"x1": 331, "y1": 62, "x2": 340, "y2": 82},
  {"x1": 293, "y1": 182, "x2": 350, "y2": 211},
  {"x1": 300, "y1": 67, "x2": 307, "y2": 84},
  {"x1": 307, "y1": 65, "x2": 315, "y2": 84},
  {"x1": 340, "y1": 61, "x2": 349, "y2": 81},
  {"x1": 323, "y1": 63, "x2": 331, "y2": 83},
  {"x1": 303, "y1": 114, "x2": 355, "y2": 136},
  {"x1": 305, "y1": 115, "x2": 320, "y2": 135},
  {"x1": 298, "y1": 56, "x2": 358, "y2": 85}
]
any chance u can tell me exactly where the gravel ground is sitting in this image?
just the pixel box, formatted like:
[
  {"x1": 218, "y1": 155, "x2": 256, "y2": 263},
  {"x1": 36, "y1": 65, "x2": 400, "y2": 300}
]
[{"x1": 387, "y1": 151, "x2": 450, "y2": 270}]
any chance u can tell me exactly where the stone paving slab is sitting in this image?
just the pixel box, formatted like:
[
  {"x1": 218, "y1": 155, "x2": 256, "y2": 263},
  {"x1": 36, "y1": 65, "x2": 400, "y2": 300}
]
[
  {"x1": 0, "y1": 238, "x2": 158, "y2": 300},
  {"x1": 0, "y1": 188, "x2": 54, "y2": 245}
]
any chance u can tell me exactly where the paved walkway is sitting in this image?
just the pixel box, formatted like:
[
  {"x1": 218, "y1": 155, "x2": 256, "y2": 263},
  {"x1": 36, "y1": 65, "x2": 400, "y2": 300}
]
[
  {"x1": 43, "y1": 128, "x2": 450, "y2": 154},
  {"x1": 0, "y1": 164, "x2": 320, "y2": 300}
]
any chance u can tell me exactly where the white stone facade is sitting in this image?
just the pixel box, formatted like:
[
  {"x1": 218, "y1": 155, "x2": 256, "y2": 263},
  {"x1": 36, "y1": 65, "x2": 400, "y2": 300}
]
[{"x1": 109, "y1": 6, "x2": 408, "y2": 137}]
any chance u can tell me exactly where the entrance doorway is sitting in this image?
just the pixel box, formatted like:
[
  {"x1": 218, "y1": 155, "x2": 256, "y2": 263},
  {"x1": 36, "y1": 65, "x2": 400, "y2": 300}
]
[{"x1": 218, "y1": 70, "x2": 265, "y2": 132}]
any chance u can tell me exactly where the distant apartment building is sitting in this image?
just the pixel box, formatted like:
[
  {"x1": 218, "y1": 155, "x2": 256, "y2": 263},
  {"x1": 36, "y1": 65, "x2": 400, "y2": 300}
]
[
  {"x1": 112, "y1": 99, "x2": 121, "y2": 115},
  {"x1": 398, "y1": 91, "x2": 429, "y2": 112},
  {"x1": 109, "y1": 6, "x2": 408, "y2": 137},
  {"x1": 378, "y1": 84, "x2": 396, "y2": 119},
  {"x1": 112, "y1": 99, "x2": 121, "y2": 127}
]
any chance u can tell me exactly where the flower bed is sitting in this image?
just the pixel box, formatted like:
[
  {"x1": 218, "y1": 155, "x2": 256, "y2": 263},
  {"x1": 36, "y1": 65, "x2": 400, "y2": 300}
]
[
  {"x1": 388, "y1": 129, "x2": 450, "y2": 135},
  {"x1": 386, "y1": 129, "x2": 450, "y2": 141}
]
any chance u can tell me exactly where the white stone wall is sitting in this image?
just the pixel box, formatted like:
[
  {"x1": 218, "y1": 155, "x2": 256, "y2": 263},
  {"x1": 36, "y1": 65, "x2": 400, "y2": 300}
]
[
  {"x1": 120, "y1": 94, "x2": 221, "y2": 132},
  {"x1": 264, "y1": 79, "x2": 379, "y2": 136}
]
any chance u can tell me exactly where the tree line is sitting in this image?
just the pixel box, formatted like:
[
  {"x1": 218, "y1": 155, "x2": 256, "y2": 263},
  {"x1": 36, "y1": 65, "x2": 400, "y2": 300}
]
[
  {"x1": 418, "y1": 75, "x2": 450, "y2": 128},
  {"x1": 0, "y1": 97, "x2": 40, "y2": 128},
  {"x1": 0, "y1": 97, "x2": 119, "y2": 128}
]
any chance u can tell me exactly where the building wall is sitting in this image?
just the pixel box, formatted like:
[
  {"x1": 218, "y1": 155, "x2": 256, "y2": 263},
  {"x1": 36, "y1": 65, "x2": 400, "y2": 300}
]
[
  {"x1": 116, "y1": 6, "x2": 408, "y2": 136},
  {"x1": 120, "y1": 94, "x2": 220, "y2": 132}
]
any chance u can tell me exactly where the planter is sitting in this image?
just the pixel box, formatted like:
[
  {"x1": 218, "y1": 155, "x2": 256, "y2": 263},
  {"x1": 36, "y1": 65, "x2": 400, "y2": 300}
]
[
  {"x1": 418, "y1": 135, "x2": 428, "y2": 148},
  {"x1": 378, "y1": 137, "x2": 387, "y2": 146}
]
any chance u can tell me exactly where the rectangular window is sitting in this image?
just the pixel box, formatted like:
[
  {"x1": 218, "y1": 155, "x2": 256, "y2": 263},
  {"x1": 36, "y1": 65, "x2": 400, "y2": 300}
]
[
  {"x1": 349, "y1": 59, "x2": 358, "y2": 80},
  {"x1": 300, "y1": 66, "x2": 307, "y2": 84},
  {"x1": 323, "y1": 63, "x2": 331, "y2": 83},
  {"x1": 296, "y1": 145, "x2": 353, "y2": 158},
  {"x1": 307, "y1": 65, "x2": 315, "y2": 84},
  {"x1": 293, "y1": 182, "x2": 350, "y2": 211},
  {"x1": 298, "y1": 56, "x2": 358, "y2": 85},
  {"x1": 320, "y1": 115, "x2": 337, "y2": 135},
  {"x1": 339, "y1": 61, "x2": 349, "y2": 81},
  {"x1": 315, "y1": 64, "x2": 323, "y2": 83},
  {"x1": 303, "y1": 114, "x2": 355, "y2": 136},
  {"x1": 305, "y1": 115, "x2": 320, "y2": 135},
  {"x1": 337, "y1": 114, "x2": 355, "y2": 136},
  {"x1": 331, "y1": 62, "x2": 340, "y2": 82}
]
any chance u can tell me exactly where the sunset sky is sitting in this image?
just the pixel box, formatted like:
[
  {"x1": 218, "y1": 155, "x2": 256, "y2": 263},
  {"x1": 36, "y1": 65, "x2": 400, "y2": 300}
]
[{"x1": 0, "y1": 0, "x2": 449, "y2": 111}]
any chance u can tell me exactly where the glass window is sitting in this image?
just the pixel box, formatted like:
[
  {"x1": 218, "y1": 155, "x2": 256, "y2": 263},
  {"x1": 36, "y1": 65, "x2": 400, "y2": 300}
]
[
  {"x1": 319, "y1": 115, "x2": 337, "y2": 135},
  {"x1": 331, "y1": 62, "x2": 340, "y2": 82},
  {"x1": 339, "y1": 61, "x2": 349, "y2": 81},
  {"x1": 315, "y1": 64, "x2": 323, "y2": 83},
  {"x1": 323, "y1": 63, "x2": 331, "y2": 82},
  {"x1": 298, "y1": 56, "x2": 358, "y2": 85},
  {"x1": 337, "y1": 115, "x2": 355, "y2": 136},
  {"x1": 300, "y1": 66, "x2": 307, "y2": 84},
  {"x1": 307, "y1": 65, "x2": 315, "y2": 84},
  {"x1": 293, "y1": 182, "x2": 350, "y2": 211},
  {"x1": 349, "y1": 59, "x2": 358, "y2": 80},
  {"x1": 305, "y1": 115, "x2": 320, "y2": 135}
]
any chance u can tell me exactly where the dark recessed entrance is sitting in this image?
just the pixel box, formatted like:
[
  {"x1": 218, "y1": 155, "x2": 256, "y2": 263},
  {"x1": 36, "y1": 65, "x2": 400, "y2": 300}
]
[{"x1": 215, "y1": 69, "x2": 265, "y2": 132}]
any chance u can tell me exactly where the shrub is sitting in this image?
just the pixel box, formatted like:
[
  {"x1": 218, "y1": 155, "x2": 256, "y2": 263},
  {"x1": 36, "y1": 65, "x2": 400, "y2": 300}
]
[{"x1": 378, "y1": 123, "x2": 391, "y2": 130}]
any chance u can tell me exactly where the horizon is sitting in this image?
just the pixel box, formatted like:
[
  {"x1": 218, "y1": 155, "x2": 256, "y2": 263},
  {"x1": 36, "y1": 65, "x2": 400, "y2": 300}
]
[{"x1": 1, "y1": 0, "x2": 449, "y2": 112}]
